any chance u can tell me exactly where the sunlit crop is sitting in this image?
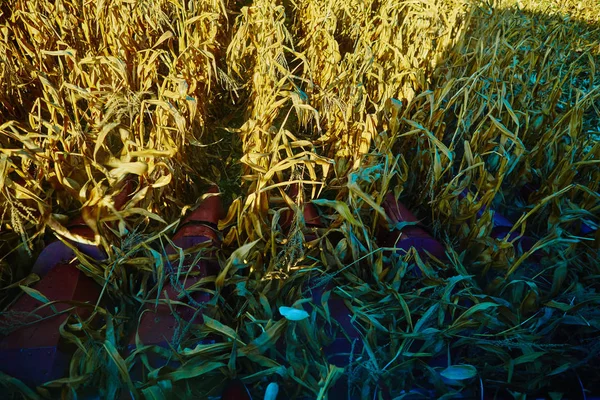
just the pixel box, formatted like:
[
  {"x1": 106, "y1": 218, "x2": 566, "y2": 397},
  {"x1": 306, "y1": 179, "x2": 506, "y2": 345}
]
[{"x1": 1, "y1": 0, "x2": 599, "y2": 398}]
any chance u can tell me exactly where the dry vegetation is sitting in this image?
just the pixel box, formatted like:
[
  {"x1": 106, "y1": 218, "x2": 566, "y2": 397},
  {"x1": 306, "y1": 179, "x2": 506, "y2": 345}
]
[{"x1": 1, "y1": 0, "x2": 599, "y2": 398}]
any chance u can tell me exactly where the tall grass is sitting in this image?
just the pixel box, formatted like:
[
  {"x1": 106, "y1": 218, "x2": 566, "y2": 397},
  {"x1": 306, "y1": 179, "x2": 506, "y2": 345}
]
[{"x1": 1, "y1": 0, "x2": 599, "y2": 398}]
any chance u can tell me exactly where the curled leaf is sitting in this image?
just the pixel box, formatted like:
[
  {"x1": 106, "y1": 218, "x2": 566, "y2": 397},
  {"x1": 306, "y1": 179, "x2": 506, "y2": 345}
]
[
  {"x1": 440, "y1": 364, "x2": 478, "y2": 381},
  {"x1": 279, "y1": 306, "x2": 309, "y2": 321},
  {"x1": 264, "y1": 382, "x2": 279, "y2": 400}
]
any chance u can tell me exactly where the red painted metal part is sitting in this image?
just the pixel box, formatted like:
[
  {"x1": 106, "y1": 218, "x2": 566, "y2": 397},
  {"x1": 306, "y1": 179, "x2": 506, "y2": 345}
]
[
  {"x1": 279, "y1": 185, "x2": 322, "y2": 231},
  {"x1": 0, "y1": 178, "x2": 135, "y2": 387},
  {"x1": 221, "y1": 379, "x2": 252, "y2": 400},
  {"x1": 0, "y1": 215, "x2": 101, "y2": 387},
  {"x1": 282, "y1": 197, "x2": 364, "y2": 399},
  {"x1": 301, "y1": 193, "x2": 450, "y2": 399},
  {"x1": 127, "y1": 188, "x2": 225, "y2": 379},
  {"x1": 31, "y1": 240, "x2": 105, "y2": 277},
  {"x1": 0, "y1": 262, "x2": 100, "y2": 386},
  {"x1": 304, "y1": 282, "x2": 363, "y2": 367},
  {"x1": 8, "y1": 180, "x2": 559, "y2": 397},
  {"x1": 303, "y1": 203, "x2": 321, "y2": 227},
  {"x1": 378, "y1": 193, "x2": 447, "y2": 260},
  {"x1": 279, "y1": 203, "x2": 321, "y2": 234},
  {"x1": 184, "y1": 186, "x2": 224, "y2": 226}
]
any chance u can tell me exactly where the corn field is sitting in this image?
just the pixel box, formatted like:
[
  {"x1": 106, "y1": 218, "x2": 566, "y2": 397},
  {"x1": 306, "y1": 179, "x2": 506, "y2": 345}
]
[{"x1": 1, "y1": 0, "x2": 599, "y2": 398}]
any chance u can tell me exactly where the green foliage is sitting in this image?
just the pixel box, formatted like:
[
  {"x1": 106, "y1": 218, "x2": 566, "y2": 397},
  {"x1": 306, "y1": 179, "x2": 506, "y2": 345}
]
[{"x1": 1, "y1": 0, "x2": 599, "y2": 398}]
